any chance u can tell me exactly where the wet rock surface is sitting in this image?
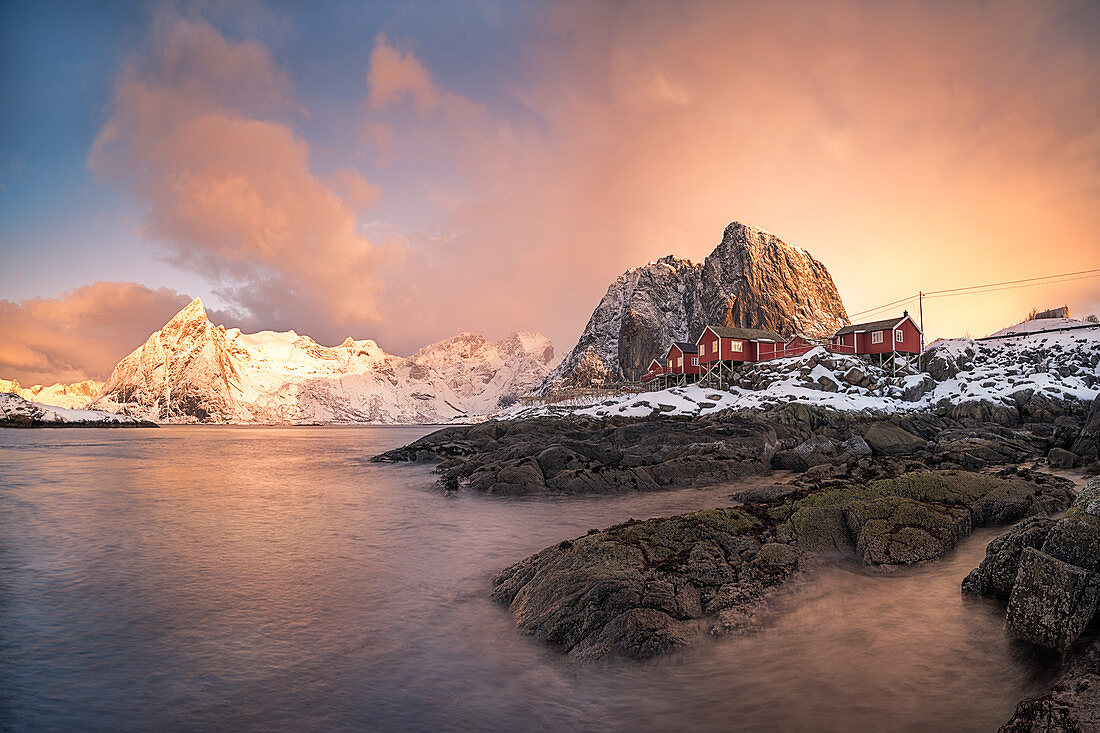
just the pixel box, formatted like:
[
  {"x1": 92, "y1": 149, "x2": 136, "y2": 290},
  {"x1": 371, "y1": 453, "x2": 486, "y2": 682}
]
[
  {"x1": 967, "y1": 478, "x2": 1100, "y2": 653},
  {"x1": 373, "y1": 401, "x2": 1090, "y2": 496},
  {"x1": 964, "y1": 477, "x2": 1100, "y2": 729},
  {"x1": 491, "y1": 470, "x2": 1073, "y2": 660}
]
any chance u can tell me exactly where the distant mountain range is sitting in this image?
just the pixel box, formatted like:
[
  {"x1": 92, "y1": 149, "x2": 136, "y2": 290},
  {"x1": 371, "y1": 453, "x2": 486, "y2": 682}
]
[
  {"x1": 84, "y1": 298, "x2": 558, "y2": 424},
  {"x1": 545, "y1": 221, "x2": 850, "y2": 386},
  {"x1": 3, "y1": 220, "x2": 858, "y2": 423},
  {"x1": 0, "y1": 378, "x2": 103, "y2": 410}
]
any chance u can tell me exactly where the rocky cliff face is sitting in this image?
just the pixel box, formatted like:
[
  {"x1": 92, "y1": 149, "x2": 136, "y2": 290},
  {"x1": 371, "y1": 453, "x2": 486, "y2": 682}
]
[
  {"x1": 548, "y1": 222, "x2": 849, "y2": 385},
  {"x1": 93, "y1": 298, "x2": 557, "y2": 424}
]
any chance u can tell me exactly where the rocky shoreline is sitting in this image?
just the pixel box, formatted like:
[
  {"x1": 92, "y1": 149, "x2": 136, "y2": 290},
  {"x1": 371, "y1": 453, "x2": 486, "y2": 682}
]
[{"x1": 377, "y1": 394, "x2": 1100, "y2": 726}]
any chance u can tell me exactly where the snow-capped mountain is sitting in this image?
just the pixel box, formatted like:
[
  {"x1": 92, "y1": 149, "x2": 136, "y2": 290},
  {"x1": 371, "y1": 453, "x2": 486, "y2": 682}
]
[
  {"x1": 0, "y1": 392, "x2": 144, "y2": 426},
  {"x1": 0, "y1": 378, "x2": 103, "y2": 409},
  {"x1": 92, "y1": 298, "x2": 557, "y2": 424},
  {"x1": 547, "y1": 221, "x2": 849, "y2": 386}
]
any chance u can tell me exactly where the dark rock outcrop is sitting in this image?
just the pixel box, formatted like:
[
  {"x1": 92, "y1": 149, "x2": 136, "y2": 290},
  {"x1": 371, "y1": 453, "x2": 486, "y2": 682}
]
[
  {"x1": 966, "y1": 477, "x2": 1100, "y2": 653},
  {"x1": 375, "y1": 403, "x2": 1082, "y2": 497},
  {"x1": 1002, "y1": 639, "x2": 1100, "y2": 731},
  {"x1": 546, "y1": 222, "x2": 849, "y2": 385},
  {"x1": 491, "y1": 470, "x2": 1072, "y2": 660}
]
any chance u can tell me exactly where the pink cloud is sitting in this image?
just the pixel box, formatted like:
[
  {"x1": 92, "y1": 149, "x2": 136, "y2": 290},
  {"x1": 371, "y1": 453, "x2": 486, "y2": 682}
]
[
  {"x1": 324, "y1": 167, "x2": 382, "y2": 211},
  {"x1": 0, "y1": 282, "x2": 222, "y2": 384},
  {"x1": 366, "y1": 34, "x2": 441, "y2": 113},
  {"x1": 89, "y1": 16, "x2": 406, "y2": 338}
]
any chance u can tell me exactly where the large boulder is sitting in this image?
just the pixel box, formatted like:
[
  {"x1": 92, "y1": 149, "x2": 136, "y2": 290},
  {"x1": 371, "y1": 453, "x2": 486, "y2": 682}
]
[
  {"x1": 962, "y1": 516, "x2": 1057, "y2": 599},
  {"x1": 969, "y1": 477, "x2": 1100, "y2": 652},
  {"x1": 1072, "y1": 395, "x2": 1100, "y2": 461},
  {"x1": 1005, "y1": 547, "x2": 1100, "y2": 651},
  {"x1": 862, "y1": 422, "x2": 927, "y2": 456}
]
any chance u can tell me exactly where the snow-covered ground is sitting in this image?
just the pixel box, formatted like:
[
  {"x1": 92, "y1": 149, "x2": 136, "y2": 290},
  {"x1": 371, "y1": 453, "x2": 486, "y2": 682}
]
[
  {"x1": 0, "y1": 393, "x2": 143, "y2": 425},
  {"x1": 503, "y1": 321, "x2": 1100, "y2": 420},
  {"x1": 987, "y1": 316, "x2": 1095, "y2": 338}
]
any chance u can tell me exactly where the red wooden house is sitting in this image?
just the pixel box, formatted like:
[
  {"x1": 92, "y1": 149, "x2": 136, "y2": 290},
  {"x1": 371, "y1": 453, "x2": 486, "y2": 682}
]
[
  {"x1": 759, "y1": 333, "x2": 824, "y2": 360},
  {"x1": 641, "y1": 357, "x2": 668, "y2": 384},
  {"x1": 667, "y1": 342, "x2": 701, "y2": 384},
  {"x1": 829, "y1": 312, "x2": 922, "y2": 365},
  {"x1": 695, "y1": 326, "x2": 784, "y2": 385}
]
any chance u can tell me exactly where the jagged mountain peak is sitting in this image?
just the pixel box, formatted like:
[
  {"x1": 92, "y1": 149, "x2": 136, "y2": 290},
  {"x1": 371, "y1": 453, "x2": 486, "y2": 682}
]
[
  {"x1": 546, "y1": 221, "x2": 849, "y2": 386},
  {"x1": 169, "y1": 297, "x2": 209, "y2": 324}
]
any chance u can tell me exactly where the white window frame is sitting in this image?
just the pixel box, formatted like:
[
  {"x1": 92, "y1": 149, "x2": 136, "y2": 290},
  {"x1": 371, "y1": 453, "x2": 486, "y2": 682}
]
[
  {"x1": 700, "y1": 343, "x2": 706, "y2": 356},
  {"x1": 691, "y1": 357, "x2": 699, "y2": 366},
  {"x1": 677, "y1": 357, "x2": 683, "y2": 368},
  {"x1": 730, "y1": 340, "x2": 743, "y2": 352},
  {"x1": 871, "y1": 331, "x2": 884, "y2": 344},
  {"x1": 895, "y1": 329, "x2": 904, "y2": 342}
]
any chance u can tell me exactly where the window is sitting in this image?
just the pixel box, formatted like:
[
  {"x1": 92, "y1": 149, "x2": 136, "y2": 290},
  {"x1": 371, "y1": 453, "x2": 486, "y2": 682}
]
[
  {"x1": 700, "y1": 343, "x2": 706, "y2": 356},
  {"x1": 677, "y1": 357, "x2": 683, "y2": 368},
  {"x1": 691, "y1": 357, "x2": 699, "y2": 366},
  {"x1": 895, "y1": 329, "x2": 904, "y2": 342},
  {"x1": 872, "y1": 331, "x2": 884, "y2": 344},
  {"x1": 731, "y1": 341, "x2": 743, "y2": 352}
]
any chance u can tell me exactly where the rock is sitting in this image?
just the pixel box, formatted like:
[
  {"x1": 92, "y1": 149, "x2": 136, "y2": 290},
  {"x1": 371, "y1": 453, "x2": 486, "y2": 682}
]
[
  {"x1": 543, "y1": 222, "x2": 849, "y2": 384},
  {"x1": 1073, "y1": 395, "x2": 1100, "y2": 461},
  {"x1": 1048, "y1": 447, "x2": 1079, "y2": 469},
  {"x1": 841, "y1": 435, "x2": 872, "y2": 457},
  {"x1": 923, "y1": 340, "x2": 975, "y2": 381},
  {"x1": 862, "y1": 422, "x2": 926, "y2": 456},
  {"x1": 840, "y1": 366, "x2": 866, "y2": 386},
  {"x1": 962, "y1": 516, "x2": 1056, "y2": 599},
  {"x1": 491, "y1": 470, "x2": 1075, "y2": 659},
  {"x1": 490, "y1": 507, "x2": 767, "y2": 660},
  {"x1": 737, "y1": 484, "x2": 804, "y2": 504},
  {"x1": 901, "y1": 374, "x2": 936, "y2": 402},
  {"x1": 792, "y1": 435, "x2": 838, "y2": 467},
  {"x1": 1001, "y1": 639, "x2": 1100, "y2": 731},
  {"x1": 1005, "y1": 547, "x2": 1100, "y2": 651}
]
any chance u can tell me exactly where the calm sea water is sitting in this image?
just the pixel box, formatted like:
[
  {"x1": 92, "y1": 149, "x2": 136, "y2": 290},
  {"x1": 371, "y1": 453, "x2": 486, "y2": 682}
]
[{"x1": 0, "y1": 426, "x2": 1059, "y2": 731}]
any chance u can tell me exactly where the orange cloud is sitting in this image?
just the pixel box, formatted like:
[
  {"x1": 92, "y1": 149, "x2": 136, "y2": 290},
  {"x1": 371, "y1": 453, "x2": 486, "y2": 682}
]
[
  {"x1": 391, "y1": 0, "x2": 1100, "y2": 347},
  {"x1": 366, "y1": 34, "x2": 442, "y2": 113},
  {"x1": 0, "y1": 282, "x2": 217, "y2": 384},
  {"x1": 324, "y1": 167, "x2": 382, "y2": 211},
  {"x1": 90, "y1": 16, "x2": 406, "y2": 338}
]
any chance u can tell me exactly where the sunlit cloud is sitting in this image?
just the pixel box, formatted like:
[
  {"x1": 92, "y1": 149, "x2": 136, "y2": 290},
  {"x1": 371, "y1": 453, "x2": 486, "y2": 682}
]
[
  {"x1": 89, "y1": 15, "x2": 407, "y2": 338},
  {"x1": 0, "y1": 282, "x2": 227, "y2": 384}
]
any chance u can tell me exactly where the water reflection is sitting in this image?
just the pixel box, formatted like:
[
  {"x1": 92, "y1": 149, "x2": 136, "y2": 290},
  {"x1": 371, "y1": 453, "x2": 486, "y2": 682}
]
[{"x1": 0, "y1": 427, "x2": 1055, "y2": 731}]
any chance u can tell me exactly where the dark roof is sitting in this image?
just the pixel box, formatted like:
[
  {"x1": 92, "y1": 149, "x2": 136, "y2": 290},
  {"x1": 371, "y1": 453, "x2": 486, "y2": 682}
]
[
  {"x1": 671, "y1": 341, "x2": 699, "y2": 354},
  {"x1": 699, "y1": 325, "x2": 784, "y2": 342},
  {"x1": 833, "y1": 314, "x2": 913, "y2": 336}
]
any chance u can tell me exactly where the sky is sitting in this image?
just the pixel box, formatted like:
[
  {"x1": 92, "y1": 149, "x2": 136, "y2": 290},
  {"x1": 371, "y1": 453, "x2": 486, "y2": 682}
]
[{"x1": 1, "y1": 0, "x2": 1098, "y2": 385}]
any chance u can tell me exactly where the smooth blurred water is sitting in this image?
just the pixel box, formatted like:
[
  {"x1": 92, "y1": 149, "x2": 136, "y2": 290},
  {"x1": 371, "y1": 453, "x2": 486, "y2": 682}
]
[{"x1": 0, "y1": 426, "x2": 1058, "y2": 731}]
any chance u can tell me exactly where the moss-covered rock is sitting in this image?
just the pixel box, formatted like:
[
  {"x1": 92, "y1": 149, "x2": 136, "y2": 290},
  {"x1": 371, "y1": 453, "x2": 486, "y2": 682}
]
[{"x1": 493, "y1": 470, "x2": 1073, "y2": 659}]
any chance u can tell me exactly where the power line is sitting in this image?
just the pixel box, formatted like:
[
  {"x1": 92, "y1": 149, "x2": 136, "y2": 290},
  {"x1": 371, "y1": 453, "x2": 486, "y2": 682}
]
[
  {"x1": 846, "y1": 266, "x2": 1100, "y2": 322},
  {"x1": 923, "y1": 272, "x2": 1100, "y2": 300},
  {"x1": 848, "y1": 294, "x2": 918, "y2": 319},
  {"x1": 923, "y1": 268, "x2": 1100, "y2": 296}
]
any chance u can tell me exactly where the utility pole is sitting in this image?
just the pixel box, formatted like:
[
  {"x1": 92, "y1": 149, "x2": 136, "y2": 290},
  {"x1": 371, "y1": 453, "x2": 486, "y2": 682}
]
[{"x1": 918, "y1": 291, "x2": 925, "y2": 370}]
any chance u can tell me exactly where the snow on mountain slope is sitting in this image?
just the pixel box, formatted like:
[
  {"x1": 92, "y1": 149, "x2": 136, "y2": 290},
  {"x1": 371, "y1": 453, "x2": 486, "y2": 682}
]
[
  {"x1": 547, "y1": 221, "x2": 850, "y2": 387},
  {"x1": 0, "y1": 393, "x2": 144, "y2": 425},
  {"x1": 92, "y1": 299, "x2": 556, "y2": 424},
  {"x1": 508, "y1": 323, "x2": 1100, "y2": 420},
  {"x1": 988, "y1": 317, "x2": 1095, "y2": 338},
  {"x1": 0, "y1": 378, "x2": 103, "y2": 409}
]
